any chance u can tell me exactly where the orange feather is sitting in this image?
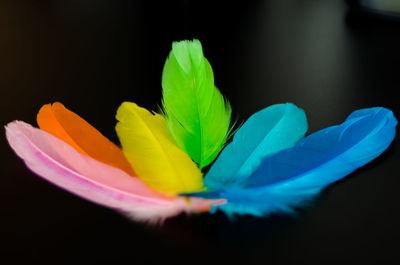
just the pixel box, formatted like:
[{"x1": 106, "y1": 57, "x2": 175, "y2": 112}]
[{"x1": 37, "y1": 102, "x2": 135, "y2": 176}]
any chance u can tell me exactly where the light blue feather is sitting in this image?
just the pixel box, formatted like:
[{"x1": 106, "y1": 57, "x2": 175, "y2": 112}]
[
  {"x1": 205, "y1": 103, "x2": 308, "y2": 190},
  {"x1": 189, "y1": 107, "x2": 397, "y2": 216}
]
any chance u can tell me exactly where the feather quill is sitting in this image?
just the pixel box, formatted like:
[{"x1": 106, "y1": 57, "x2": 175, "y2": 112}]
[
  {"x1": 5, "y1": 121, "x2": 222, "y2": 222},
  {"x1": 37, "y1": 102, "x2": 135, "y2": 176},
  {"x1": 205, "y1": 103, "x2": 307, "y2": 190},
  {"x1": 161, "y1": 39, "x2": 232, "y2": 169},
  {"x1": 115, "y1": 102, "x2": 204, "y2": 194},
  {"x1": 189, "y1": 107, "x2": 397, "y2": 216}
]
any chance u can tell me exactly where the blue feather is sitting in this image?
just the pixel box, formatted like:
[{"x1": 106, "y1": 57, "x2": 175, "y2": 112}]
[
  {"x1": 190, "y1": 107, "x2": 397, "y2": 216},
  {"x1": 205, "y1": 103, "x2": 307, "y2": 190}
]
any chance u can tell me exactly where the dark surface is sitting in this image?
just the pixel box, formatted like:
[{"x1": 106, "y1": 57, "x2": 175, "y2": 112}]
[{"x1": 1, "y1": 1, "x2": 399, "y2": 264}]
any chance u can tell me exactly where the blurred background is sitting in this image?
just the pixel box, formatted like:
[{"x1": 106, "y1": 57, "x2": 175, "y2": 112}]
[{"x1": 1, "y1": 1, "x2": 399, "y2": 264}]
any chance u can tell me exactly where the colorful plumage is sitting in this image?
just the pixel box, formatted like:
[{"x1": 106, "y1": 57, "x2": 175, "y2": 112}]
[
  {"x1": 188, "y1": 107, "x2": 397, "y2": 216},
  {"x1": 161, "y1": 39, "x2": 232, "y2": 169},
  {"x1": 4, "y1": 40, "x2": 397, "y2": 223},
  {"x1": 5, "y1": 121, "x2": 221, "y2": 222},
  {"x1": 115, "y1": 102, "x2": 204, "y2": 195},
  {"x1": 205, "y1": 103, "x2": 308, "y2": 190},
  {"x1": 37, "y1": 102, "x2": 135, "y2": 176}
]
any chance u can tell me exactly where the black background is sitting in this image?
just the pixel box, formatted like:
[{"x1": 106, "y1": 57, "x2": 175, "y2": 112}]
[{"x1": 1, "y1": 1, "x2": 400, "y2": 264}]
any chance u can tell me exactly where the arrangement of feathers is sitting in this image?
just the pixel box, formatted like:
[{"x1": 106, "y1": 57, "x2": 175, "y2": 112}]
[{"x1": 5, "y1": 39, "x2": 397, "y2": 223}]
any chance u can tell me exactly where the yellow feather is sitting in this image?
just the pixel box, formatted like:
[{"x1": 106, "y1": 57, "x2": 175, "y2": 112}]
[{"x1": 115, "y1": 102, "x2": 204, "y2": 195}]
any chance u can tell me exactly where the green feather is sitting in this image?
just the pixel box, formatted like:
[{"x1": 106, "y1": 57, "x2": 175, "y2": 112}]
[{"x1": 161, "y1": 39, "x2": 232, "y2": 169}]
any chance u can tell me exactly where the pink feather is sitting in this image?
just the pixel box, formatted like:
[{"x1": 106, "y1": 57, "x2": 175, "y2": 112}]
[{"x1": 5, "y1": 121, "x2": 224, "y2": 222}]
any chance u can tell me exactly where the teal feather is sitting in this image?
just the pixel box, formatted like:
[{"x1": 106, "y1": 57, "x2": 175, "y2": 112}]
[{"x1": 205, "y1": 103, "x2": 308, "y2": 190}]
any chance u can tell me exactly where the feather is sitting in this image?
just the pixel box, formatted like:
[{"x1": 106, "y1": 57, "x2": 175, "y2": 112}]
[
  {"x1": 37, "y1": 102, "x2": 135, "y2": 176},
  {"x1": 115, "y1": 102, "x2": 204, "y2": 194},
  {"x1": 5, "y1": 121, "x2": 223, "y2": 222},
  {"x1": 205, "y1": 103, "x2": 307, "y2": 190},
  {"x1": 189, "y1": 107, "x2": 397, "y2": 216},
  {"x1": 161, "y1": 39, "x2": 232, "y2": 169}
]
